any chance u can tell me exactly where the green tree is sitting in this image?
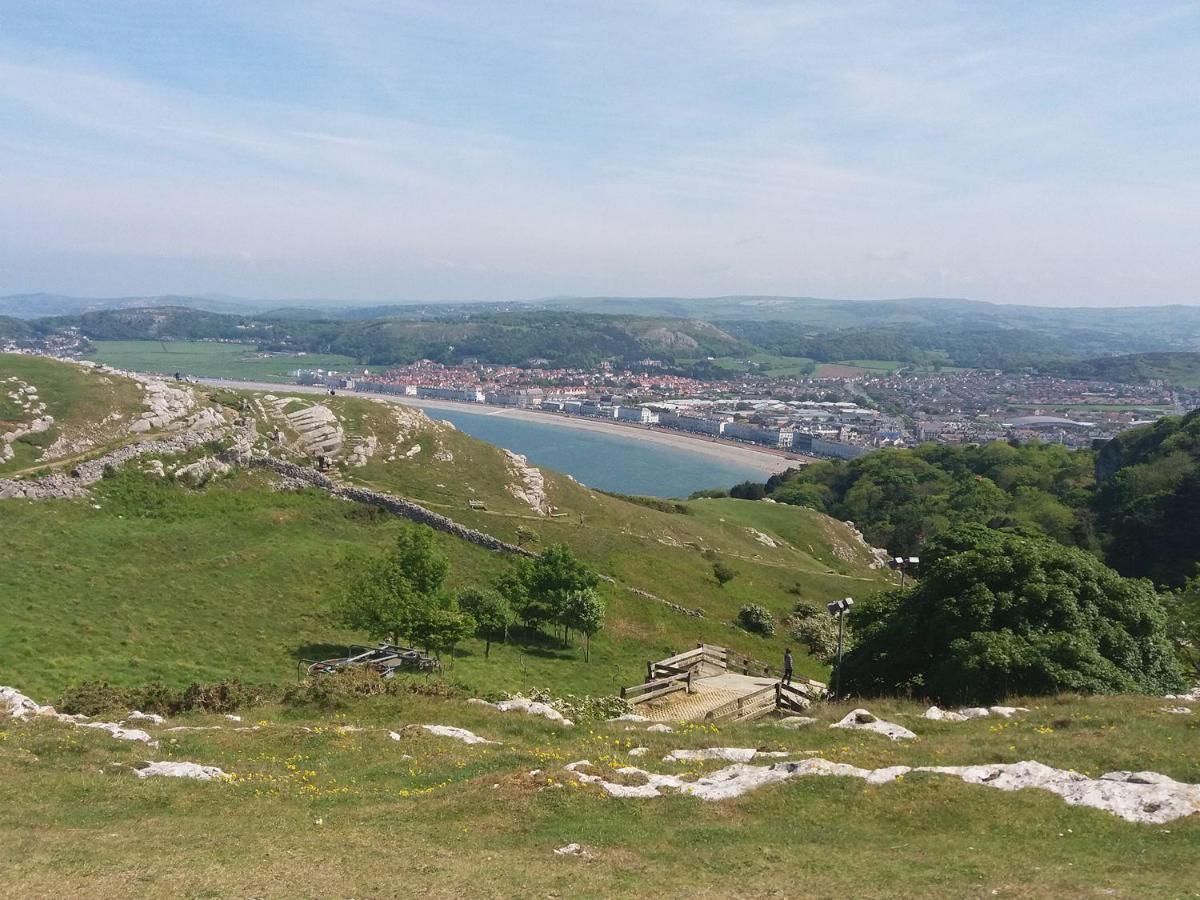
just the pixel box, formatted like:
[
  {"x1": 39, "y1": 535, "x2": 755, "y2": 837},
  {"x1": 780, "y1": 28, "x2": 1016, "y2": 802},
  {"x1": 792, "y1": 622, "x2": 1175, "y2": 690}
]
[
  {"x1": 333, "y1": 525, "x2": 449, "y2": 645},
  {"x1": 838, "y1": 525, "x2": 1183, "y2": 703},
  {"x1": 458, "y1": 587, "x2": 511, "y2": 658},
  {"x1": 561, "y1": 589, "x2": 605, "y2": 661},
  {"x1": 712, "y1": 561, "x2": 736, "y2": 587},
  {"x1": 413, "y1": 604, "x2": 475, "y2": 664},
  {"x1": 496, "y1": 544, "x2": 599, "y2": 636}
]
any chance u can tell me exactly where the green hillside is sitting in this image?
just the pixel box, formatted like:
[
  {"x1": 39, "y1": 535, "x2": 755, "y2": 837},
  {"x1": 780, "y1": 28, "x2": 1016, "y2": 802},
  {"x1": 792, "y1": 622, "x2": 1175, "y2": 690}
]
[
  {"x1": 1052, "y1": 351, "x2": 1200, "y2": 388},
  {"x1": 0, "y1": 354, "x2": 889, "y2": 699}
]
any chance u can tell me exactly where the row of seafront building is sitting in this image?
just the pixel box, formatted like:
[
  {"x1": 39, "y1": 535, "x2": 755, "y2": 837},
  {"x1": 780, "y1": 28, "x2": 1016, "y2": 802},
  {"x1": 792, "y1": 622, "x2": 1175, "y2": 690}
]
[{"x1": 302, "y1": 372, "x2": 871, "y2": 461}]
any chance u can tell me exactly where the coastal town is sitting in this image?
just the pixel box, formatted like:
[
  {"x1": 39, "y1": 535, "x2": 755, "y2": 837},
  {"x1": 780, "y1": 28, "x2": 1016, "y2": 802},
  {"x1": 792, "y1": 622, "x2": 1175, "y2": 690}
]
[{"x1": 295, "y1": 357, "x2": 1200, "y2": 460}]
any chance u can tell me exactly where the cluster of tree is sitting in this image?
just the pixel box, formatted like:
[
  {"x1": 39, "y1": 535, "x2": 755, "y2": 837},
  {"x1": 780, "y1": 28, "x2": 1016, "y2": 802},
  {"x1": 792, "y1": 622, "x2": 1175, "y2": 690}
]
[
  {"x1": 761, "y1": 442, "x2": 1096, "y2": 558},
  {"x1": 1092, "y1": 409, "x2": 1200, "y2": 586},
  {"x1": 493, "y1": 544, "x2": 605, "y2": 660},
  {"x1": 333, "y1": 526, "x2": 476, "y2": 660},
  {"x1": 334, "y1": 528, "x2": 607, "y2": 662},
  {"x1": 837, "y1": 525, "x2": 1183, "y2": 702}
]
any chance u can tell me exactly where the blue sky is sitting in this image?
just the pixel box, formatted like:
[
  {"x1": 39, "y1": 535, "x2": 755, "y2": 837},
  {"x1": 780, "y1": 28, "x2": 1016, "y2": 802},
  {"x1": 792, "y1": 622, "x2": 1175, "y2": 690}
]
[{"x1": 1, "y1": 1, "x2": 1198, "y2": 305}]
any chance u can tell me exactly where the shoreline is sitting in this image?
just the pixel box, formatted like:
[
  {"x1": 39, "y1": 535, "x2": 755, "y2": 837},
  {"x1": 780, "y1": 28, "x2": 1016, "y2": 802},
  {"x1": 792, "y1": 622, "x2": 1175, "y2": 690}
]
[{"x1": 196, "y1": 377, "x2": 806, "y2": 477}]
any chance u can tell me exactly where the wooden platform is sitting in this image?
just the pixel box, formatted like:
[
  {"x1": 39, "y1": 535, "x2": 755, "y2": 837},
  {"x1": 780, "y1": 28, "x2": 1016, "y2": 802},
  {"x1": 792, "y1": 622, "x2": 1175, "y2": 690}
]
[{"x1": 620, "y1": 644, "x2": 825, "y2": 724}]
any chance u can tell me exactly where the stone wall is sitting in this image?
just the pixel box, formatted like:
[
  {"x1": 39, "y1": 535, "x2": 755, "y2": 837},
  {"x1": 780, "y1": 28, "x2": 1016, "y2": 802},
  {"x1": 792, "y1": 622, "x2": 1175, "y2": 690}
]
[{"x1": 243, "y1": 456, "x2": 537, "y2": 558}]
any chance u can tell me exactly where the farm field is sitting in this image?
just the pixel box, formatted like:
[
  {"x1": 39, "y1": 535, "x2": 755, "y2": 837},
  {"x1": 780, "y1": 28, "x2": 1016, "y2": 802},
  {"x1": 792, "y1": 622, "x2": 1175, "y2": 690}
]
[{"x1": 86, "y1": 340, "x2": 357, "y2": 382}]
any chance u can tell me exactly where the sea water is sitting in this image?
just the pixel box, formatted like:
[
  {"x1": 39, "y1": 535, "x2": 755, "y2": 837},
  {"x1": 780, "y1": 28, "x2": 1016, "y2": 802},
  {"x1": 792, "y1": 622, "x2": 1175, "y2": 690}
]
[{"x1": 423, "y1": 408, "x2": 767, "y2": 498}]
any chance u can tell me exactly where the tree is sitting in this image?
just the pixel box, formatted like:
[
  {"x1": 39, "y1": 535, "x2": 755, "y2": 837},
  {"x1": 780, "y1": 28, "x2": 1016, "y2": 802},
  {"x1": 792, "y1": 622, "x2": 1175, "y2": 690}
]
[
  {"x1": 333, "y1": 525, "x2": 450, "y2": 645},
  {"x1": 712, "y1": 561, "x2": 736, "y2": 588},
  {"x1": 838, "y1": 525, "x2": 1183, "y2": 703},
  {"x1": 498, "y1": 544, "x2": 599, "y2": 636},
  {"x1": 413, "y1": 605, "x2": 475, "y2": 664},
  {"x1": 561, "y1": 589, "x2": 605, "y2": 661},
  {"x1": 458, "y1": 588, "x2": 510, "y2": 658},
  {"x1": 515, "y1": 526, "x2": 539, "y2": 549}
]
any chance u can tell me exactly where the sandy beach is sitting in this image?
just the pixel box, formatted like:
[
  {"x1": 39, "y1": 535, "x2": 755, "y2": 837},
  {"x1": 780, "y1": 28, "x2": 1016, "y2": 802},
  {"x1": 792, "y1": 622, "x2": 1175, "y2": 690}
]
[{"x1": 197, "y1": 378, "x2": 806, "y2": 477}]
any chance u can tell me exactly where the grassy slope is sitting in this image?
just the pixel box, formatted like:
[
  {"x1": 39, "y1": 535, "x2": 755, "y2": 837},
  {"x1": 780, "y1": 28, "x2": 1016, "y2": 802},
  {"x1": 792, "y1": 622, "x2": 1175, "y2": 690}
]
[
  {"x1": 0, "y1": 692, "x2": 1196, "y2": 898},
  {"x1": 86, "y1": 340, "x2": 357, "y2": 382},
  {"x1": 0, "y1": 359, "x2": 889, "y2": 700},
  {"x1": 0, "y1": 354, "x2": 144, "y2": 475}
]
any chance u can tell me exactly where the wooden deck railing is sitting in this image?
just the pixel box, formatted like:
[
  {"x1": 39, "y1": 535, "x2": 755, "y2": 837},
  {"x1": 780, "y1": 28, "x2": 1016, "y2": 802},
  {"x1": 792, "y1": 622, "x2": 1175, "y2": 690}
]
[{"x1": 620, "y1": 643, "x2": 828, "y2": 716}]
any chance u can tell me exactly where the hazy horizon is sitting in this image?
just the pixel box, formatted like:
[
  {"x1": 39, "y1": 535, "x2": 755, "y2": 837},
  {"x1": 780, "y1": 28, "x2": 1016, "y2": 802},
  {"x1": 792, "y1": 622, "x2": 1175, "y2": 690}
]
[{"x1": 2, "y1": 2, "x2": 1198, "y2": 307}]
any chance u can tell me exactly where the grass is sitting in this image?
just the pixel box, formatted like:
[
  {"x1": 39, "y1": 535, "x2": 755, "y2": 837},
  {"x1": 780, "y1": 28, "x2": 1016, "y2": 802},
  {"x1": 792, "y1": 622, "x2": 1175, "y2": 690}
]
[
  {"x1": 0, "y1": 465, "x2": 876, "y2": 700},
  {"x1": 0, "y1": 691, "x2": 1196, "y2": 897},
  {"x1": 86, "y1": 340, "x2": 357, "y2": 382},
  {"x1": 1, "y1": 354, "x2": 144, "y2": 475}
]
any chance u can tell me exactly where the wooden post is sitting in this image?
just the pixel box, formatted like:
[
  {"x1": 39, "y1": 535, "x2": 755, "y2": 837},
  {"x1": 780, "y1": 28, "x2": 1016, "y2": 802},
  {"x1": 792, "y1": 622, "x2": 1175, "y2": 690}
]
[{"x1": 646, "y1": 660, "x2": 653, "y2": 683}]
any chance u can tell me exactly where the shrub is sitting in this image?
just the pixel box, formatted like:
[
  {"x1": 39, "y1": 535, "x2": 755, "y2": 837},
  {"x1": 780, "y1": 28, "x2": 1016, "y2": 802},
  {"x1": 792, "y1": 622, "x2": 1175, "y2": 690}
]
[
  {"x1": 283, "y1": 669, "x2": 464, "y2": 710},
  {"x1": 838, "y1": 524, "x2": 1183, "y2": 703},
  {"x1": 736, "y1": 604, "x2": 776, "y2": 637},
  {"x1": 57, "y1": 678, "x2": 275, "y2": 717},
  {"x1": 785, "y1": 601, "x2": 843, "y2": 662},
  {"x1": 282, "y1": 668, "x2": 394, "y2": 709}
]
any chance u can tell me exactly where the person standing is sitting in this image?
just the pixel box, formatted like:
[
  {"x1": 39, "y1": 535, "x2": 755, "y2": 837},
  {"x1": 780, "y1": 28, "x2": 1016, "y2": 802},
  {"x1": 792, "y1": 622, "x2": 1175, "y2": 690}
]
[{"x1": 782, "y1": 648, "x2": 794, "y2": 685}]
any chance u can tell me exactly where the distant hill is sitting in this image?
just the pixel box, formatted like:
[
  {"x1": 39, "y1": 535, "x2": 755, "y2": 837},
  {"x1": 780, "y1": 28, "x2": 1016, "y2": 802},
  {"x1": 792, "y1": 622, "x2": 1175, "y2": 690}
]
[
  {"x1": 542, "y1": 296, "x2": 1200, "y2": 356},
  {"x1": 1050, "y1": 352, "x2": 1200, "y2": 388}
]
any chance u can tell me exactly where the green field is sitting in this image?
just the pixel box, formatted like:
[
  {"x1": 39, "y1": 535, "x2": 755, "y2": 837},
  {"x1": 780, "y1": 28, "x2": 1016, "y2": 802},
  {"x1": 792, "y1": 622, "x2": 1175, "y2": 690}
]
[{"x1": 87, "y1": 340, "x2": 357, "y2": 382}]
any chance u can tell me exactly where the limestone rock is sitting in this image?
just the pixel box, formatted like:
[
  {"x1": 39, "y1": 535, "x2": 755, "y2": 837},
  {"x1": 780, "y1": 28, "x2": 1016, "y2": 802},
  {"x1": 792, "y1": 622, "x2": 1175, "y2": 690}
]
[{"x1": 831, "y1": 708, "x2": 916, "y2": 741}]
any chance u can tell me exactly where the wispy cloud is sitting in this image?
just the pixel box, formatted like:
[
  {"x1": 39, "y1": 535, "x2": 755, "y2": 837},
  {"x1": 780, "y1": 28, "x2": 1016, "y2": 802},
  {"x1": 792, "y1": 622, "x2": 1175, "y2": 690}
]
[{"x1": 0, "y1": 1, "x2": 1197, "y2": 303}]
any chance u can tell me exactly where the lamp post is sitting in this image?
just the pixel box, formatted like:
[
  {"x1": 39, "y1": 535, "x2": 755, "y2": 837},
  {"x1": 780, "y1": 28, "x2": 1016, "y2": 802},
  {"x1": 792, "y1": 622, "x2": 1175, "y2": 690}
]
[
  {"x1": 891, "y1": 556, "x2": 920, "y2": 587},
  {"x1": 826, "y1": 597, "x2": 854, "y2": 699}
]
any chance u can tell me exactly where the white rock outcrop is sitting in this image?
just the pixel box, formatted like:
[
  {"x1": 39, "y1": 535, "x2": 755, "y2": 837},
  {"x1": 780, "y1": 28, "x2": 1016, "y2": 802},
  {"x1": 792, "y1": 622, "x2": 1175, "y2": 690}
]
[
  {"x1": 924, "y1": 706, "x2": 969, "y2": 722},
  {"x1": 419, "y1": 724, "x2": 500, "y2": 745},
  {"x1": 565, "y1": 758, "x2": 1200, "y2": 822},
  {"x1": 503, "y1": 450, "x2": 550, "y2": 515},
  {"x1": 134, "y1": 761, "x2": 228, "y2": 781},
  {"x1": 662, "y1": 747, "x2": 790, "y2": 763},
  {"x1": 830, "y1": 709, "x2": 916, "y2": 741},
  {"x1": 468, "y1": 697, "x2": 574, "y2": 726}
]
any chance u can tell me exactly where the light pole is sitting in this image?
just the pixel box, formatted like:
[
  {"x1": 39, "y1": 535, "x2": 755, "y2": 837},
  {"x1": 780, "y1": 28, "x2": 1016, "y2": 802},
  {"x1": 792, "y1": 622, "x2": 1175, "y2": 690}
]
[
  {"x1": 826, "y1": 597, "x2": 854, "y2": 700},
  {"x1": 891, "y1": 556, "x2": 920, "y2": 587}
]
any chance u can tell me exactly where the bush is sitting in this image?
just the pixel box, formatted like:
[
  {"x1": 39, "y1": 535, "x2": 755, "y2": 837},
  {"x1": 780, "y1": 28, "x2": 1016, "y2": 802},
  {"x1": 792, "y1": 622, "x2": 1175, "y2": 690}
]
[
  {"x1": 838, "y1": 524, "x2": 1184, "y2": 703},
  {"x1": 736, "y1": 604, "x2": 776, "y2": 637},
  {"x1": 282, "y1": 669, "x2": 465, "y2": 710},
  {"x1": 283, "y1": 668, "x2": 392, "y2": 710},
  {"x1": 58, "y1": 678, "x2": 275, "y2": 717},
  {"x1": 785, "y1": 601, "x2": 843, "y2": 662}
]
